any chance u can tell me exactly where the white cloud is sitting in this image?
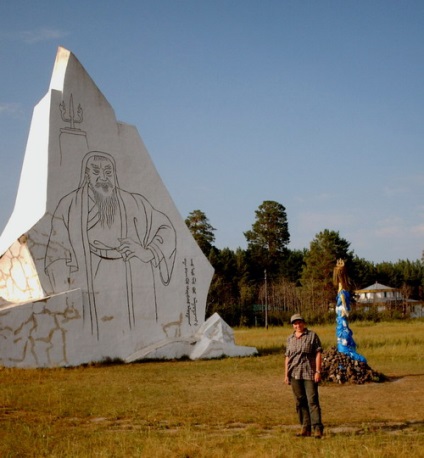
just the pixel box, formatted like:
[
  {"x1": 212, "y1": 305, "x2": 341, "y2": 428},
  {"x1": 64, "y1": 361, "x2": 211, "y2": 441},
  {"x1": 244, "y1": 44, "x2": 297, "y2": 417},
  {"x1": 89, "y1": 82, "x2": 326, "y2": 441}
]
[
  {"x1": 0, "y1": 103, "x2": 23, "y2": 117},
  {"x1": 374, "y1": 225, "x2": 403, "y2": 237},
  {"x1": 19, "y1": 27, "x2": 68, "y2": 44},
  {"x1": 298, "y1": 210, "x2": 355, "y2": 230},
  {"x1": 373, "y1": 216, "x2": 404, "y2": 237},
  {"x1": 294, "y1": 192, "x2": 332, "y2": 204},
  {"x1": 383, "y1": 174, "x2": 424, "y2": 197},
  {"x1": 373, "y1": 216, "x2": 424, "y2": 240},
  {"x1": 410, "y1": 224, "x2": 424, "y2": 237},
  {"x1": 383, "y1": 185, "x2": 409, "y2": 197}
]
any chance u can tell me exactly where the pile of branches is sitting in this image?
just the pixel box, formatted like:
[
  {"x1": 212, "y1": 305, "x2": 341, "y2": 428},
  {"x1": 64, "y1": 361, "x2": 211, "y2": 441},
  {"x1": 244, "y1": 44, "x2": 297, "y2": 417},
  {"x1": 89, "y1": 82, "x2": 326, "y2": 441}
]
[{"x1": 321, "y1": 347, "x2": 387, "y2": 384}]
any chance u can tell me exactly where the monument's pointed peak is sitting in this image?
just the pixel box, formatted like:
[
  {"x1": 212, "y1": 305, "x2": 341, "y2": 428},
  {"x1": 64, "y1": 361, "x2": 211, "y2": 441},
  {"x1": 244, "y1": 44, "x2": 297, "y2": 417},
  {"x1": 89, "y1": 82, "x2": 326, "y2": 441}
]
[
  {"x1": 48, "y1": 47, "x2": 108, "y2": 112},
  {"x1": 49, "y1": 47, "x2": 89, "y2": 94},
  {"x1": 49, "y1": 47, "x2": 71, "y2": 92}
]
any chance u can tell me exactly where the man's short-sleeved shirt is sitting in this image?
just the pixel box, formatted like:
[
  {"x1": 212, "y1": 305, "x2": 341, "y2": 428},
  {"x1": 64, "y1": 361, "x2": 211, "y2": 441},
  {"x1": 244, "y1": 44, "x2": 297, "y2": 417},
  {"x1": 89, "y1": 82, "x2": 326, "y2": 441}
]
[{"x1": 285, "y1": 328, "x2": 322, "y2": 380}]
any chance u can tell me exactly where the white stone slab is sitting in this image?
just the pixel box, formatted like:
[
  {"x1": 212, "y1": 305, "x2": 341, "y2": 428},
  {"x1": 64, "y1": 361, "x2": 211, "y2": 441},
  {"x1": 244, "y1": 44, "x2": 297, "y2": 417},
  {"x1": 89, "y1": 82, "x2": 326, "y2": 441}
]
[
  {"x1": 0, "y1": 48, "x2": 219, "y2": 366},
  {"x1": 0, "y1": 48, "x2": 257, "y2": 367},
  {"x1": 189, "y1": 313, "x2": 258, "y2": 360}
]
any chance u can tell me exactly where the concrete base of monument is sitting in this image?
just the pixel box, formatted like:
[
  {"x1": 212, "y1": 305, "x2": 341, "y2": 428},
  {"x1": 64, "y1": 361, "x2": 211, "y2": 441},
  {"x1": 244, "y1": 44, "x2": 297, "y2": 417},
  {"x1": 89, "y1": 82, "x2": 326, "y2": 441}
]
[
  {"x1": 125, "y1": 313, "x2": 258, "y2": 362},
  {"x1": 0, "y1": 291, "x2": 257, "y2": 367},
  {"x1": 0, "y1": 289, "x2": 87, "y2": 368}
]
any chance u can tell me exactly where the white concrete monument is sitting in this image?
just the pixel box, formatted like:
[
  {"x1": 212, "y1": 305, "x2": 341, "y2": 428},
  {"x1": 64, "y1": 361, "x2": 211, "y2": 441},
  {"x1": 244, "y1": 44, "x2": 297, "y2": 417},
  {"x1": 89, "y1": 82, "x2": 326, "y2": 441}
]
[{"x1": 0, "y1": 47, "x2": 257, "y2": 367}]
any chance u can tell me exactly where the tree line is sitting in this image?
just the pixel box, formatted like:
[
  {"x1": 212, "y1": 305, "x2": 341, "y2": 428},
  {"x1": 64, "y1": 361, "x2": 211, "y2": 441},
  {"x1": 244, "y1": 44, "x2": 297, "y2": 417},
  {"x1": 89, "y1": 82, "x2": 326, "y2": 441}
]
[{"x1": 185, "y1": 201, "x2": 424, "y2": 327}]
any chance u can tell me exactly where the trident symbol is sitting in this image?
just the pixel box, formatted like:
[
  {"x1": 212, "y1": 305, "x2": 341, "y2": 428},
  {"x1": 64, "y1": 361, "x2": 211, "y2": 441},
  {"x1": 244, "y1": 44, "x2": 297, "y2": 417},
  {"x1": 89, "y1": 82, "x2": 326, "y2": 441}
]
[{"x1": 59, "y1": 94, "x2": 83, "y2": 129}]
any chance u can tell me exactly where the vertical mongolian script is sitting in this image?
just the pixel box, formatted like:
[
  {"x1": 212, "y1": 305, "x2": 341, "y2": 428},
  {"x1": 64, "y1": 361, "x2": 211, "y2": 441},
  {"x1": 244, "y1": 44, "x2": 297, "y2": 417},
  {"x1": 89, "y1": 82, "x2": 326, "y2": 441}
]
[{"x1": 183, "y1": 258, "x2": 198, "y2": 326}]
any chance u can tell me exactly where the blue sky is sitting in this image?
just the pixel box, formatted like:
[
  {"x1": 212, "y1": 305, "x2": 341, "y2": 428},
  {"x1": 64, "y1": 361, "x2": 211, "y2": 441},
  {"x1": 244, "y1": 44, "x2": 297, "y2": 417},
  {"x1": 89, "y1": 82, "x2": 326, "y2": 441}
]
[{"x1": 1, "y1": 1, "x2": 423, "y2": 263}]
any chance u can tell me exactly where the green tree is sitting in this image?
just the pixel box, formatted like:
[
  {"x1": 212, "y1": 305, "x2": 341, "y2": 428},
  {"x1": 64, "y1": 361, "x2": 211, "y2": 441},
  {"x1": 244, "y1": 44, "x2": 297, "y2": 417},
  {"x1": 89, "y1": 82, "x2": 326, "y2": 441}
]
[
  {"x1": 244, "y1": 200, "x2": 290, "y2": 275},
  {"x1": 185, "y1": 209, "x2": 216, "y2": 256},
  {"x1": 206, "y1": 247, "x2": 242, "y2": 325},
  {"x1": 393, "y1": 259, "x2": 424, "y2": 299},
  {"x1": 301, "y1": 229, "x2": 354, "y2": 315},
  {"x1": 280, "y1": 248, "x2": 306, "y2": 285},
  {"x1": 351, "y1": 256, "x2": 376, "y2": 289},
  {"x1": 375, "y1": 262, "x2": 403, "y2": 287}
]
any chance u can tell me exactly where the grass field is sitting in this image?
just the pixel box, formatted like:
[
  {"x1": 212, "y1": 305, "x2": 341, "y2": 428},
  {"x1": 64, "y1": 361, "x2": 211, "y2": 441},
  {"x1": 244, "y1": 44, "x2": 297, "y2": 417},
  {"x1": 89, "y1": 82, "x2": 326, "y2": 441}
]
[{"x1": 1, "y1": 320, "x2": 424, "y2": 457}]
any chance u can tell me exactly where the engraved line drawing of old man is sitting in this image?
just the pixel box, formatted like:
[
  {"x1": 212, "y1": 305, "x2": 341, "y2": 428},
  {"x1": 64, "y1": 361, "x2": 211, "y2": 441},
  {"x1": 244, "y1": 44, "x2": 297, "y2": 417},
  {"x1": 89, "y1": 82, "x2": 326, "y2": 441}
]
[{"x1": 44, "y1": 151, "x2": 177, "y2": 339}]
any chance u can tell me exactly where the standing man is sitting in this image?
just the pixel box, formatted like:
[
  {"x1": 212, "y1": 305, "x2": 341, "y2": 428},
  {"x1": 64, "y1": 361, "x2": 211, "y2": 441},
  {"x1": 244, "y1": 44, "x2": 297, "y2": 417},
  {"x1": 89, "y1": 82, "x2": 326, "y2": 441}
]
[{"x1": 284, "y1": 314, "x2": 324, "y2": 439}]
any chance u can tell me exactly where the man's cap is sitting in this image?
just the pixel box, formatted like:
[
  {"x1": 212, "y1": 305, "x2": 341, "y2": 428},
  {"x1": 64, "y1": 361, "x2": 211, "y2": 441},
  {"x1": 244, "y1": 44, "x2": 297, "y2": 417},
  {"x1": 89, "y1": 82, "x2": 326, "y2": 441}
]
[{"x1": 290, "y1": 313, "x2": 305, "y2": 324}]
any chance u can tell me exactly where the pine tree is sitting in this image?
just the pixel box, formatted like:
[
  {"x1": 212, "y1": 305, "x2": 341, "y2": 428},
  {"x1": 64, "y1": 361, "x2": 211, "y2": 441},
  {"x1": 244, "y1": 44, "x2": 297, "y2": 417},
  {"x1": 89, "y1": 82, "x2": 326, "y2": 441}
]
[{"x1": 185, "y1": 209, "x2": 216, "y2": 256}]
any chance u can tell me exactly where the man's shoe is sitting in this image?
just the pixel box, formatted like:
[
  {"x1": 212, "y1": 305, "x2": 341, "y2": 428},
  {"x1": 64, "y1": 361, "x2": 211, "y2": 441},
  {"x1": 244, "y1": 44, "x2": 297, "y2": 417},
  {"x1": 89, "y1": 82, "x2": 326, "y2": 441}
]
[
  {"x1": 314, "y1": 428, "x2": 323, "y2": 439},
  {"x1": 295, "y1": 428, "x2": 311, "y2": 437}
]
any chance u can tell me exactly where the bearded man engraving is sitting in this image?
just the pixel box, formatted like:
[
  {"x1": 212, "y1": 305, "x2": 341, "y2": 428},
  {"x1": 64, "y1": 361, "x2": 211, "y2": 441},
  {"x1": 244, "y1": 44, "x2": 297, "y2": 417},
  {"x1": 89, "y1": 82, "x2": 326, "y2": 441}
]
[{"x1": 44, "y1": 151, "x2": 177, "y2": 340}]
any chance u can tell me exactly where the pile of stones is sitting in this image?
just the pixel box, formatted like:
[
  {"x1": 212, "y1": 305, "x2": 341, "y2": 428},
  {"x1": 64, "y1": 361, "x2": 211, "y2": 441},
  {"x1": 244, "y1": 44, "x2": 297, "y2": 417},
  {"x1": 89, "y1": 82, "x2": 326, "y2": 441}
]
[{"x1": 321, "y1": 347, "x2": 387, "y2": 384}]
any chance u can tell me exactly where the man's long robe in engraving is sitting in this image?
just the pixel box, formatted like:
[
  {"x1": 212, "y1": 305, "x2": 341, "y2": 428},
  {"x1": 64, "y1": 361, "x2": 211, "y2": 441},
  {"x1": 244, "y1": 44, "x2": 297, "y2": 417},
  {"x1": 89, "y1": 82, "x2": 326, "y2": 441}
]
[{"x1": 45, "y1": 184, "x2": 176, "y2": 342}]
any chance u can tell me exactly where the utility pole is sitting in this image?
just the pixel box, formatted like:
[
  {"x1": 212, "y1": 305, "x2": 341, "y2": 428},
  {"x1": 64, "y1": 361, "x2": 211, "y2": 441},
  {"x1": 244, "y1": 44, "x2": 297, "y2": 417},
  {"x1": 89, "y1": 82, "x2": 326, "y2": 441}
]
[{"x1": 264, "y1": 269, "x2": 268, "y2": 329}]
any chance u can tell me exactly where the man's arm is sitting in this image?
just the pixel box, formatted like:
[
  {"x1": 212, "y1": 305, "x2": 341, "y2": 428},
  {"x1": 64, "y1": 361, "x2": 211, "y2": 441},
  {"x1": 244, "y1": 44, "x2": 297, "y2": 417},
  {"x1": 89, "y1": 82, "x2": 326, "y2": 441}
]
[
  {"x1": 284, "y1": 355, "x2": 291, "y2": 385},
  {"x1": 124, "y1": 194, "x2": 177, "y2": 285},
  {"x1": 117, "y1": 238, "x2": 155, "y2": 263},
  {"x1": 314, "y1": 351, "x2": 322, "y2": 383},
  {"x1": 45, "y1": 195, "x2": 76, "y2": 292}
]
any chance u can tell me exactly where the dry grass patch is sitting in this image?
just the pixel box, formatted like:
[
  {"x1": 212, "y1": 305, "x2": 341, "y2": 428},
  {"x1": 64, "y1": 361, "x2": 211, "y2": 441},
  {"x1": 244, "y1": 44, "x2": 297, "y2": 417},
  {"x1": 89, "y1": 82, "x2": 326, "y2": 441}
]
[{"x1": 1, "y1": 321, "x2": 424, "y2": 457}]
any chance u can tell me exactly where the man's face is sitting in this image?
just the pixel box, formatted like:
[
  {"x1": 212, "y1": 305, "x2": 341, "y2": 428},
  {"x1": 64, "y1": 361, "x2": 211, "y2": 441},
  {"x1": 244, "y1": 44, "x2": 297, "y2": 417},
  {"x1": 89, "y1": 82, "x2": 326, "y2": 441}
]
[
  {"x1": 292, "y1": 320, "x2": 305, "y2": 332},
  {"x1": 86, "y1": 156, "x2": 116, "y2": 196}
]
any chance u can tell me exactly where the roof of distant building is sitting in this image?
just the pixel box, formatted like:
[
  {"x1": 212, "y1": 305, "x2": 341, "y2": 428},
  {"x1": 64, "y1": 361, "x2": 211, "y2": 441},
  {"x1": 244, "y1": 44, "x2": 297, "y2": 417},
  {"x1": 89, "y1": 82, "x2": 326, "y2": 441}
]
[{"x1": 355, "y1": 282, "x2": 398, "y2": 294}]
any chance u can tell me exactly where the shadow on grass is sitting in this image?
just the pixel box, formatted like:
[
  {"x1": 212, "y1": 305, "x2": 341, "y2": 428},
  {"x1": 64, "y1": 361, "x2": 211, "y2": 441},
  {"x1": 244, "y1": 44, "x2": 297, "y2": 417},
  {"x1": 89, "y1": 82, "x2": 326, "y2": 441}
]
[
  {"x1": 255, "y1": 345, "x2": 285, "y2": 356},
  {"x1": 73, "y1": 349, "x2": 286, "y2": 368},
  {"x1": 327, "y1": 420, "x2": 424, "y2": 436},
  {"x1": 387, "y1": 373, "x2": 424, "y2": 382}
]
